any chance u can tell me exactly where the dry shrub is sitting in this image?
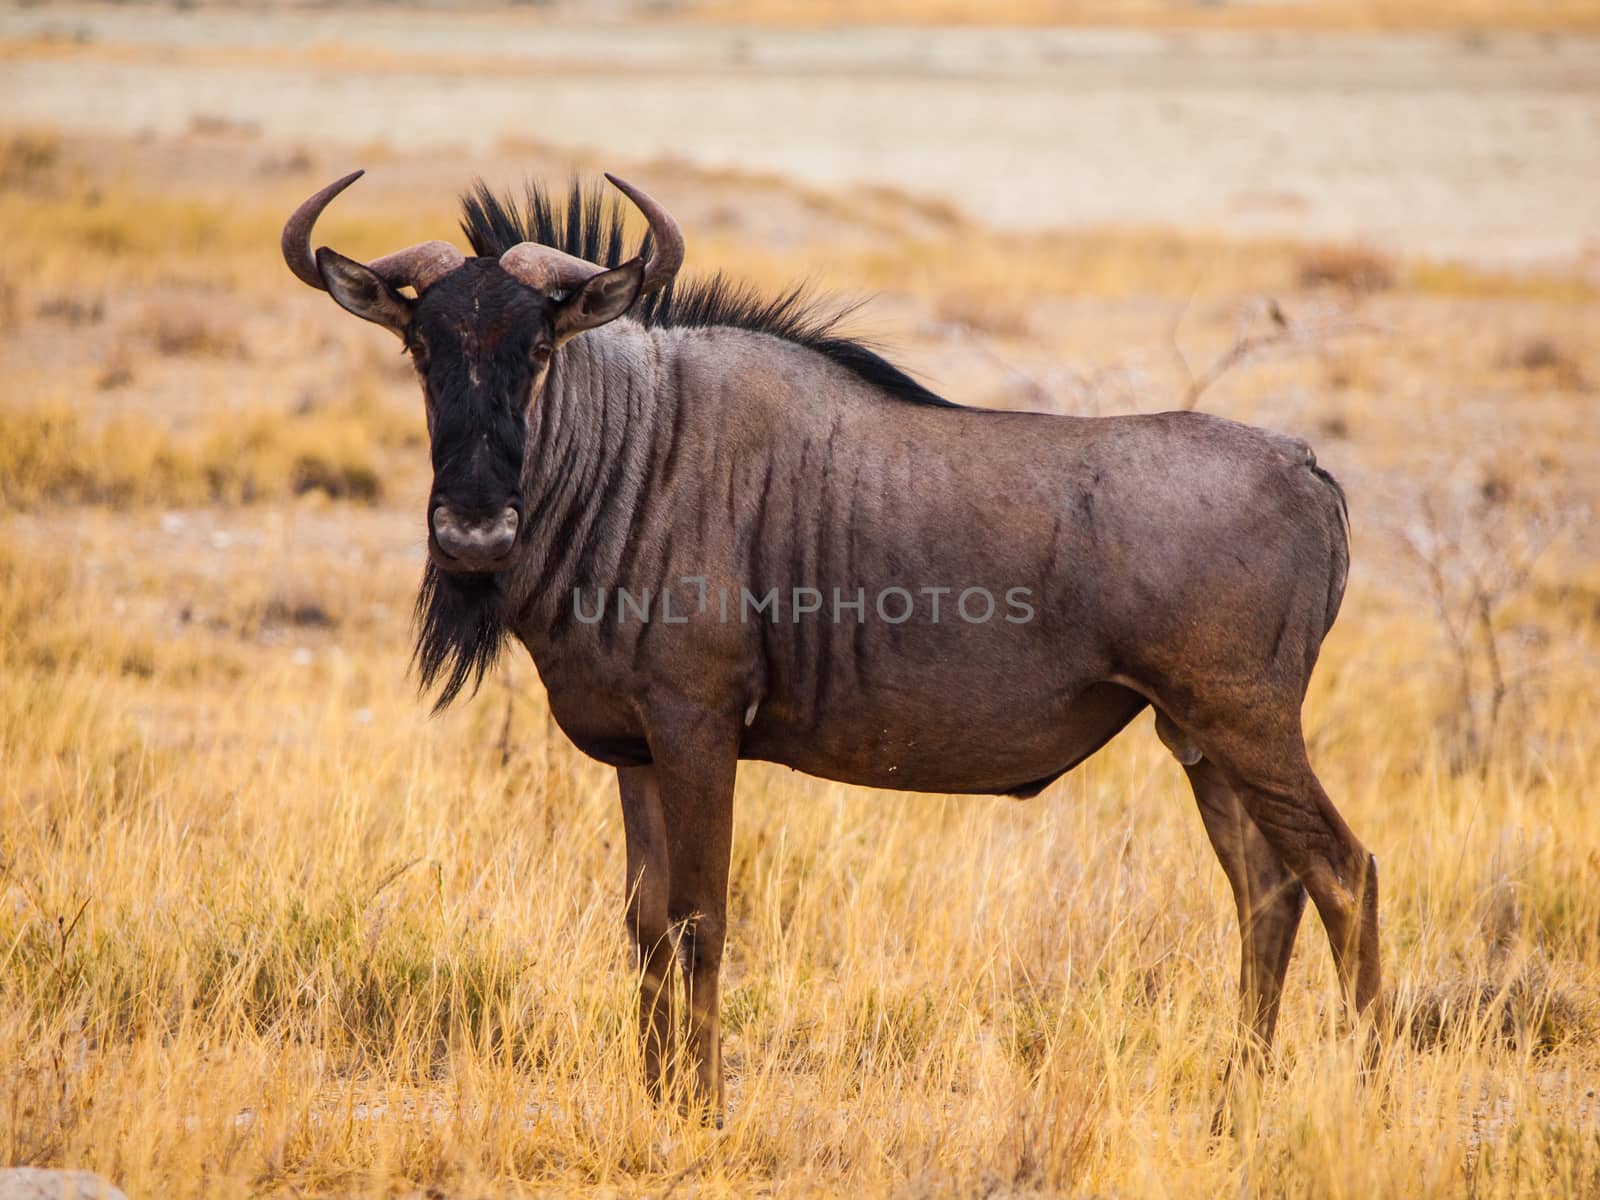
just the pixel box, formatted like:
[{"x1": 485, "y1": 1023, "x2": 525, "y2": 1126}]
[
  {"x1": 1403, "y1": 958, "x2": 1600, "y2": 1055},
  {"x1": 1320, "y1": 346, "x2": 1383, "y2": 395},
  {"x1": 288, "y1": 451, "x2": 383, "y2": 503},
  {"x1": 1393, "y1": 453, "x2": 1580, "y2": 774},
  {"x1": 257, "y1": 147, "x2": 315, "y2": 176},
  {"x1": 0, "y1": 129, "x2": 60, "y2": 186},
  {"x1": 0, "y1": 264, "x2": 18, "y2": 326},
  {"x1": 1312, "y1": 409, "x2": 1352, "y2": 440},
  {"x1": 95, "y1": 345, "x2": 136, "y2": 391},
  {"x1": 1503, "y1": 336, "x2": 1587, "y2": 389},
  {"x1": 1532, "y1": 577, "x2": 1600, "y2": 631},
  {"x1": 136, "y1": 296, "x2": 248, "y2": 359},
  {"x1": 257, "y1": 592, "x2": 339, "y2": 632},
  {"x1": 35, "y1": 294, "x2": 105, "y2": 326},
  {"x1": 1297, "y1": 243, "x2": 1396, "y2": 292},
  {"x1": 188, "y1": 113, "x2": 260, "y2": 138}
]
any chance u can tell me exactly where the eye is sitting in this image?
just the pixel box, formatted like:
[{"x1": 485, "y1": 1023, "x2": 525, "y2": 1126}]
[
  {"x1": 406, "y1": 336, "x2": 430, "y2": 372},
  {"x1": 531, "y1": 343, "x2": 552, "y2": 367}
]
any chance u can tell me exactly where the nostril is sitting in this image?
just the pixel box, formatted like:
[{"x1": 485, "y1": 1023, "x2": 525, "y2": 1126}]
[
  {"x1": 432, "y1": 504, "x2": 518, "y2": 562},
  {"x1": 493, "y1": 506, "x2": 519, "y2": 542}
]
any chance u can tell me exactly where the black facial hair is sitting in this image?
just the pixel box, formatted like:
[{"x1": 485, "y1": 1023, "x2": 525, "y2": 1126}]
[{"x1": 412, "y1": 562, "x2": 509, "y2": 713}]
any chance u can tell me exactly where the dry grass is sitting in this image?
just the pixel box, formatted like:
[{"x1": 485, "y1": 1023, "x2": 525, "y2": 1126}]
[
  {"x1": 3, "y1": 521, "x2": 1598, "y2": 1198},
  {"x1": 0, "y1": 390, "x2": 412, "y2": 509},
  {"x1": 678, "y1": 0, "x2": 1600, "y2": 31},
  {"x1": 1298, "y1": 243, "x2": 1398, "y2": 294},
  {"x1": 2, "y1": 128, "x2": 1599, "y2": 1197}
]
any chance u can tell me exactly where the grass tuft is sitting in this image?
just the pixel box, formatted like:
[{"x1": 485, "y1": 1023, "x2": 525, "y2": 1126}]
[
  {"x1": 1297, "y1": 243, "x2": 1397, "y2": 292},
  {"x1": 0, "y1": 398, "x2": 397, "y2": 509}
]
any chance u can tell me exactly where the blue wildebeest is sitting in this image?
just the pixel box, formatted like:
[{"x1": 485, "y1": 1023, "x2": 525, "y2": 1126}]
[{"x1": 283, "y1": 171, "x2": 1380, "y2": 1119}]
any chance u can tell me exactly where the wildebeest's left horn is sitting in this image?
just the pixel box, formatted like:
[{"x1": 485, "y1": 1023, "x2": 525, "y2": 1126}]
[
  {"x1": 498, "y1": 175, "x2": 684, "y2": 298},
  {"x1": 603, "y1": 174, "x2": 683, "y2": 297},
  {"x1": 282, "y1": 169, "x2": 465, "y2": 293}
]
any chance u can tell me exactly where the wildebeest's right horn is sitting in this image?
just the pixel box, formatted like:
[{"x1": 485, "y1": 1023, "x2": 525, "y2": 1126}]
[
  {"x1": 497, "y1": 243, "x2": 610, "y2": 293},
  {"x1": 282, "y1": 170, "x2": 465, "y2": 294}
]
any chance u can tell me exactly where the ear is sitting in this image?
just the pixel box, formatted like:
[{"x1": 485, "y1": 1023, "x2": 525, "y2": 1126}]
[
  {"x1": 552, "y1": 259, "x2": 645, "y2": 345},
  {"x1": 315, "y1": 247, "x2": 415, "y2": 338}
]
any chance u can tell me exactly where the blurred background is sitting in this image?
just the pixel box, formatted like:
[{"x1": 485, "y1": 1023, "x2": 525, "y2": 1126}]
[{"x1": 1, "y1": 3, "x2": 1597, "y2": 1197}]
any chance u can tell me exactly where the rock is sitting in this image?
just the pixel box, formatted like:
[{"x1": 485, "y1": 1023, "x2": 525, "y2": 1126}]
[{"x1": 0, "y1": 1169, "x2": 129, "y2": 1200}]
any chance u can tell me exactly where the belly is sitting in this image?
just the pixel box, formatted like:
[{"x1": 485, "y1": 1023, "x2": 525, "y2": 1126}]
[{"x1": 742, "y1": 681, "x2": 1147, "y2": 797}]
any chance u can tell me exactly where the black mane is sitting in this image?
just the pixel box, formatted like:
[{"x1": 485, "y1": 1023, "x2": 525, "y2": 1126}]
[{"x1": 460, "y1": 179, "x2": 962, "y2": 409}]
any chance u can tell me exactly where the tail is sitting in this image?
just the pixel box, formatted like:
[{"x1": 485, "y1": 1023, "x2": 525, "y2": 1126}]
[{"x1": 1309, "y1": 458, "x2": 1350, "y2": 638}]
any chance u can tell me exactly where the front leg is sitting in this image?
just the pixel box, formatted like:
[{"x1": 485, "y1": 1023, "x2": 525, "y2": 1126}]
[
  {"x1": 618, "y1": 765, "x2": 674, "y2": 1099},
  {"x1": 644, "y1": 699, "x2": 740, "y2": 1118}
]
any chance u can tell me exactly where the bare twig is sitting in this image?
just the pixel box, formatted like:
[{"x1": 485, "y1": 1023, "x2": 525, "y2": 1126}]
[
  {"x1": 1165, "y1": 284, "x2": 1199, "y2": 403},
  {"x1": 1175, "y1": 297, "x2": 1382, "y2": 411},
  {"x1": 1396, "y1": 466, "x2": 1580, "y2": 775},
  {"x1": 950, "y1": 325, "x2": 1142, "y2": 416}
]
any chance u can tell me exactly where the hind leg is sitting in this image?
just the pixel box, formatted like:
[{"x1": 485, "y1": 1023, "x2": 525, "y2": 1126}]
[
  {"x1": 1184, "y1": 755, "x2": 1307, "y2": 1059},
  {"x1": 1193, "y1": 713, "x2": 1382, "y2": 1028},
  {"x1": 1177, "y1": 750, "x2": 1307, "y2": 1131}
]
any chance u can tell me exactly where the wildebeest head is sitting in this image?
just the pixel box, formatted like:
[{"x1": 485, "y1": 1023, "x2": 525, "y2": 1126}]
[{"x1": 282, "y1": 170, "x2": 683, "y2": 575}]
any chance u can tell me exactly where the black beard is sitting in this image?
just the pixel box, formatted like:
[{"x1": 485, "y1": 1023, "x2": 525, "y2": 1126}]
[{"x1": 412, "y1": 563, "x2": 508, "y2": 713}]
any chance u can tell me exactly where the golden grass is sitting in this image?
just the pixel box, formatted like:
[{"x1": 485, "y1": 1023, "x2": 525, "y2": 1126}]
[
  {"x1": 0, "y1": 187, "x2": 439, "y2": 297},
  {"x1": 680, "y1": 0, "x2": 1600, "y2": 32},
  {"x1": 5, "y1": 145, "x2": 1590, "y2": 307},
  {"x1": 3, "y1": 128, "x2": 1599, "y2": 1197},
  {"x1": 0, "y1": 388, "x2": 417, "y2": 509},
  {"x1": 3, "y1": 519, "x2": 1599, "y2": 1197}
]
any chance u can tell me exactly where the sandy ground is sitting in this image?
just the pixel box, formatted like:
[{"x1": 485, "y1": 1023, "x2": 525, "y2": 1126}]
[{"x1": 3, "y1": 6, "x2": 1598, "y2": 266}]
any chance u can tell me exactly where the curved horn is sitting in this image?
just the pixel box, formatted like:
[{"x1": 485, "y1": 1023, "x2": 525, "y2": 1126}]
[
  {"x1": 283, "y1": 170, "x2": 464, "y2": 294},
  {"x1": 366, "y1": 241, "x2": 466, "y2": 293},
  {"x1": 498, "y1": 175, "x2": 684, "y2": 298},
  {"x1": 498, "y1": 243, "x2": 608, "y2": 293},
  {"x1": 604, "y1": 173, "x2": 683, "y2": 296},
  {"x1": 283, "y1": 170, "x2": 364, "y2": 289}
]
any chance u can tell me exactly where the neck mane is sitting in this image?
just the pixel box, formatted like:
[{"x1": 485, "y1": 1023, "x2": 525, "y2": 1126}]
[
  {"x1": 512, "y1": 323, "x2": 661, "y2": 623},
  {"x1": 459, "y1": 178, "x2": 965, "y2": 412}
]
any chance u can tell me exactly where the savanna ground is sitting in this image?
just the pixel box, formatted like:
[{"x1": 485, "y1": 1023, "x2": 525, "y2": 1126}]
[{"x1": 3, "y1": 6, "x2": 1600, "y2": 1196}]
